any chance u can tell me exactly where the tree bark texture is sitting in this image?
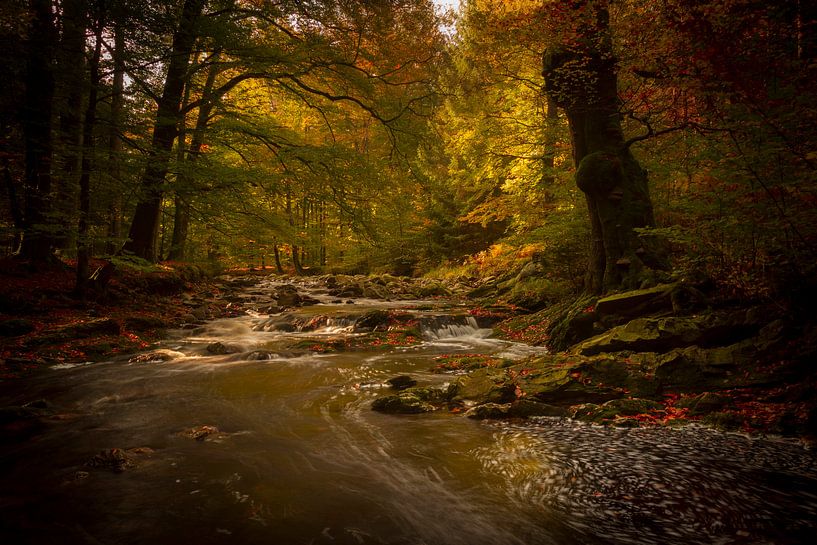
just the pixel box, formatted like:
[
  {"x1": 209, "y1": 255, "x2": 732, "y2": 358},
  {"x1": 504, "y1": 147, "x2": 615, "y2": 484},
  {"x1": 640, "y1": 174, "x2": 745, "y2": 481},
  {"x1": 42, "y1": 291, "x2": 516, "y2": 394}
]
[
  {"x1": 542, "y1": 2, "x2": 665, "y2": 293},
  {"x1": 54, "y1": 0, "x2": 87, "y2": 251},
  {"x1": 19, "y1": 0, "x2": 57, "y2": 262},
  {"x1": 122, "y1": 0, "x2": 206, "y2": 261},
  {"x1": 168, "y1": 55, "x2": 220, "y2": 261},
  {"x1": 75, "y1": 8, "x2": 104, "y2": 295},
  {"x1": 106, "y1": 13, "x2": 125, "y2": 254}
]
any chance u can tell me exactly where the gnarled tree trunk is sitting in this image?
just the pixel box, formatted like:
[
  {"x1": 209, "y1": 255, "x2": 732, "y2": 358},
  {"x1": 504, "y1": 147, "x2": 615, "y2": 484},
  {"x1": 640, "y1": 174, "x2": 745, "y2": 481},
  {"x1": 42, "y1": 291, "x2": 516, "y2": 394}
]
[{"x1": 543, "y1": 2, "x2": 666, "y2": 293}]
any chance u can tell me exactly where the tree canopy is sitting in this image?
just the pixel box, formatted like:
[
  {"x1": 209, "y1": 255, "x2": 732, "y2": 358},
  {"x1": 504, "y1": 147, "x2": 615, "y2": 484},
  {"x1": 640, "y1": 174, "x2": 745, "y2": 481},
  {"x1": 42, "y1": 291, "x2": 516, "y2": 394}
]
[{"x1": 1, "y1": 0, "x2": 815, "y2": 299}]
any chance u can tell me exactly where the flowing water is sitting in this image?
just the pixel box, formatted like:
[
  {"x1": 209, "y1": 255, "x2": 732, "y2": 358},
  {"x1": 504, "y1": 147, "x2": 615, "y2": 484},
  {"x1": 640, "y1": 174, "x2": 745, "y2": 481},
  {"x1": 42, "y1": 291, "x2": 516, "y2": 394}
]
[{"x1": 1, "y1": 281, "x2": 816, "y2": 545}]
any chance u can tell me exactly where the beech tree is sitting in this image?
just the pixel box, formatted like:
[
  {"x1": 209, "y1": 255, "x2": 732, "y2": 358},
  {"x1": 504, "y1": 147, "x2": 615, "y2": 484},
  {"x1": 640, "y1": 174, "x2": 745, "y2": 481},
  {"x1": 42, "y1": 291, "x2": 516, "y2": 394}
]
[{"x1": 542, "y1": 0, "x2": 666, "y2": 293}]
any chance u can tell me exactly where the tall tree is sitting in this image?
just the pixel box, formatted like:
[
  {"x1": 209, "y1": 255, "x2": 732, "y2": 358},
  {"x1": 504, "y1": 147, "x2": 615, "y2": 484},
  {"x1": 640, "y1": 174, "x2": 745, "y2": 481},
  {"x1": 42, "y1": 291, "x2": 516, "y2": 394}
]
[
  {"x1": 542, "y1": 0, "x2": 665, "y2": 292},
  {"x1": 122, "y1": 0, "x2": 206, "y2": 260},
  {"x1": 19, "y1": 0, "x2": 58, "y2": 262}
]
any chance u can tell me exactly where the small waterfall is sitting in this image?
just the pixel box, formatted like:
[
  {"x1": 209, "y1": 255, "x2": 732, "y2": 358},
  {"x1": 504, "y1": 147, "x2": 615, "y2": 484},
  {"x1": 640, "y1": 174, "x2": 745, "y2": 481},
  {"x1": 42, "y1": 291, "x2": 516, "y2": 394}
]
[{"x1": 422, "y1": 315, "x2": 491, "y2": 340}]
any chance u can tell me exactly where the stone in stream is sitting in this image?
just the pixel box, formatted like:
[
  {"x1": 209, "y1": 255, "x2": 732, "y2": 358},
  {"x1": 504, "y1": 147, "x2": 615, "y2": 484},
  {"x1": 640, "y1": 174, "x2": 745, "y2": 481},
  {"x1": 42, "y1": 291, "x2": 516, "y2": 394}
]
[
  {"x1": 371, "y1": 385, "x2": 454, "y2": 414},
  {"x1": 353, "y1": 310, "x2": 391, "y2": 332},
  {"x1": 206, "y1": 342, "x2": 241, "y2": 355},
  {"x1": 128, "y1": 349, "x2": 186, "y2": 363},
  {"x1": 371, "y1": 393, "x2": 435, "y2": 414},
  {"x1": 177, "y1": 425, "x2": 221, "y2": 441},
  {"x1": 85, "y1": 447, "x2": 154, "y2": 473},
  {"x1": 386, "y1": 375, "x2": 417, "y2": 390}
]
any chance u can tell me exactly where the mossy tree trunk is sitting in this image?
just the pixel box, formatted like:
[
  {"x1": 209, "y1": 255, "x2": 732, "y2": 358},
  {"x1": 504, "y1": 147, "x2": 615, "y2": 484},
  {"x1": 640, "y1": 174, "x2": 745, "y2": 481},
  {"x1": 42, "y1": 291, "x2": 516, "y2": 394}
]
[{"x1": 542, "y1": 2, "x2": 666, "y2": 293}]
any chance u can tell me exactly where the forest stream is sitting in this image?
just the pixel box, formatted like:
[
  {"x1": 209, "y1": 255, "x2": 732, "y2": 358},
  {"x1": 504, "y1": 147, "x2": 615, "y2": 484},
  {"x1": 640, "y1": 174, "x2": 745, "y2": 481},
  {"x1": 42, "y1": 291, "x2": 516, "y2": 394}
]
[{"x1": 1, "y1": 279, "x2": 816, "y2": 545}]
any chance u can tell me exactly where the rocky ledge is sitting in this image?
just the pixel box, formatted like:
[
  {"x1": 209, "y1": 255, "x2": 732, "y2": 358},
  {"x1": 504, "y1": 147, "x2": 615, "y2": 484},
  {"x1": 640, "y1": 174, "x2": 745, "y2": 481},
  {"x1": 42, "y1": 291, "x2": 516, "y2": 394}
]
[{"x1": 372, "y1": 283, "x2": 817, "y2": 437}]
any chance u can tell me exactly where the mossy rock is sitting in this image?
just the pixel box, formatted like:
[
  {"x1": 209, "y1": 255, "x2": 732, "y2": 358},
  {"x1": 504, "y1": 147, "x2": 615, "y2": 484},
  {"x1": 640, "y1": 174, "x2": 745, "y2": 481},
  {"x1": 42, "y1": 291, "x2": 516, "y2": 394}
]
[
  {"x1": 594, "y1": 284, "x2": 676, "y2": 318},
  {"x1": 465, "y1": 403, "x2": 511, "y2": 419},
  {"x1": 571, "y1": 398, "x2": 662, "y2": 423},
  {"x1": 454, "y1": 368, "x2": 517, "y2": 404},
  {"x1": 703, "y1": 411, "x2": 744, "y2": 432},
  {"x1": 354, "y1": 310, "x2": 391, "y2": 331},
  {"x1": 515, "y1": 356, "x2": 628, "y2": 405},
  {"x1": 575, "y1": 311, "x2": 762, "y2": 356},
  {"x1": 507, "y1": 399, "x2": 568, "y2": 418},
  {"x1": 371, "y1": 393, "x2": 436, "y2": 414},
  {"x1": 676, "y1": 392, "x2": 731, "y2": 416}
]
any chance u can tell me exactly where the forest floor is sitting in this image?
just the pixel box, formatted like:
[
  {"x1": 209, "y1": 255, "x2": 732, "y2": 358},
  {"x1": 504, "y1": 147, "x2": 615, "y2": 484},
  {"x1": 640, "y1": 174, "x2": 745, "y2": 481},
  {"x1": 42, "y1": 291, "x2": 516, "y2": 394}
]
[{"x1": 0, "y1": 258, "x2": 244, "y2": 378}]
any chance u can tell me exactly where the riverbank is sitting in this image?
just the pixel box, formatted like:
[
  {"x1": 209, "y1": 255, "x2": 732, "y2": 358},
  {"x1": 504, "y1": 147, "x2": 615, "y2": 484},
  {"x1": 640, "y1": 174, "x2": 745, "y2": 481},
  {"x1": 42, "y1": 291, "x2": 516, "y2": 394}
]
[
  {"x1": 378, "y1": 281, "x2": 817, "y2": 439},
  {"x1": 0, "y1": 260, "x2": 478, "y2": 377},
  {"x1": 3, "y1": 260, "x2": 816, "y2": 439}
]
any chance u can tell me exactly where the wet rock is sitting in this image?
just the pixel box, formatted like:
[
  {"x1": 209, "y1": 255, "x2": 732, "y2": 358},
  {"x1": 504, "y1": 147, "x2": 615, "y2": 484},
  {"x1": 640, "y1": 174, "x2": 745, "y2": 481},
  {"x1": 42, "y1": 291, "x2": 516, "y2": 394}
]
[
  {"x1": 594, "y1": 284, "x2": 677, "y2": 318},
  {"x1": 354, "y1": 310, "x2": 391, "y2": 332},
  {"x1": 465, "y1": 403, "x2": 511, "y2": 419},
  {"x1": 177, "y1": 425, "x2": 221, "y2": 441},
  {"x1": 371, "y1": 385, "x2": 454, "y2": 414},
  {"x1": 702, "y1": 411, "x2": 745, "y2": 432},
  {"x1": 571, "y1": 398, "x2": 663, "y2": 424},
  {"x1": 0, "y1": 399, "x2": 53, "y2": 426},
  {"x1": 676, "y1": 392, "x2": 731, "y2": 416},
  {"x1": 575, "y1": 311, "x2": 763, "y2": 356},
  {"x1": 454, "y1": 368, "x2": 517, "y2": 404},
  {"x1": 180, "y1": 313, "x2": 198, "y2": 323},
  {"x1": 206, "y1": 342, "x2": 241, "y2": 355},
  {"x1": 191, "y1": 306, "x2": 208, "y2": 320},
  {"x1": 507, "y1": 399, "x2": 568, "y2": 418},
  {"x1": 275, "y1": 288, "x2": 302, "y2": 307},
  {"x1": 294, "y1": 315, "x2": 329, "y2": 331},
  {"x1": 86, "y1": 448, "x2": 135, "y2": 473},
  {"x1": 128, "y1": 349, "x2": 186, "y2": 363},
  {"x1": 0, "y1": 318, "x2": 35, "y2": 337},
  {"x1": 652, "y1": 342, "x2": 757, "y2": 391},
  {"x1": 241, "y1": 350, "x2": 277, "y2": 361},
  {"x1": 253, "y1": 315, "x2": 296, "y2": 332},
  {"x1": 387, "y1": 375, "x2": 417, "y2": 390},
  {"x1": 371, "y1": 393, "x2": 435, "y2": 414}
]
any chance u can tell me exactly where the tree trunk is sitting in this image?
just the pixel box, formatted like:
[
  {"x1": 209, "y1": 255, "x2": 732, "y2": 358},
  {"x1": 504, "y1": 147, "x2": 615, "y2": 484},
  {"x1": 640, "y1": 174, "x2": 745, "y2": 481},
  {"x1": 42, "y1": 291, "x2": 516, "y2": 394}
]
[
  {"x1": 75, "y1": 10, "x2": 104, "y2": 296},
  {"x1": 106, "y1": 13, "x2": 125, "y2": 254},
  {"x1": 168, "y1": 54, "x2": 220, "y2": 261},
  {"x1": 291, "y1": 245, "x2": 305, "y2": 275},
  {"x1": 273, "y1": 241, "x2": 284, "y2": 273},
  {"x1": 122, "y1": 0, "x2": 205, "y2": 261},
  {"x1": 54, "y1": 0, "x2": 87, "y2": 252},
  {"x1": 19, "y1": 0, "x2": 57, "y2": 262},
  {"x1": 543, "y1": 2, "x2": 666, "y2": 293}
]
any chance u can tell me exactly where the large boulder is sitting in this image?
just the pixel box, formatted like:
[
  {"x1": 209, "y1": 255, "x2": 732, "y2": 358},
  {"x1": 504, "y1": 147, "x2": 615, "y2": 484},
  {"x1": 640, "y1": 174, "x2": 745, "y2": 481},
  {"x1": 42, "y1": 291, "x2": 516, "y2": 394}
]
[
  {"x1": 575, "y1": 311, "x2": 763, "y2": 356},
  {"x1": 454, "y1": 368, "x2": 517, "y2": 404},
  {"x1": 371, "y1": 385, "x2": 454, "y2": 414},
  {"x1": 593, "y1": 284, "x2": 676, "y2": 318},
  {"x1": 571, "y1": 398, "x2": 662, "y2": 423},
  {"x1": 371, "y1": 393, "x2": 435, "y2": 414}
]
